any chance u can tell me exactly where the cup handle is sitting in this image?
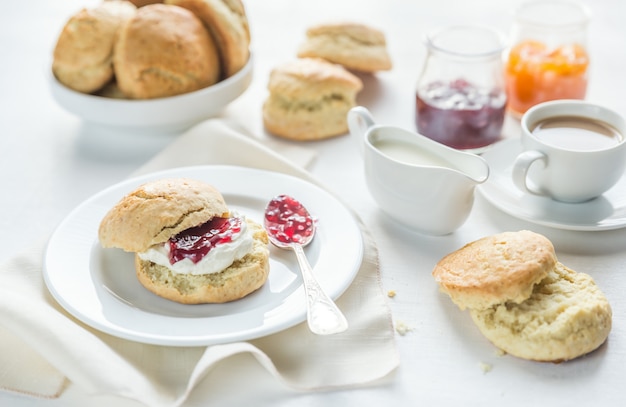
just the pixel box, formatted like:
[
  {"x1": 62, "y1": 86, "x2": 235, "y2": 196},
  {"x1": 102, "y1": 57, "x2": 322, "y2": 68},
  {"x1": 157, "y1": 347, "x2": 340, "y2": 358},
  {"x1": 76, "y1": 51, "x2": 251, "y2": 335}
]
[
  {"x1": 512, "y1": 150, "x2": 547, "y2": 197},
  {"x1": 347, "y1": 106, "x2": 375, "y2": 156}
]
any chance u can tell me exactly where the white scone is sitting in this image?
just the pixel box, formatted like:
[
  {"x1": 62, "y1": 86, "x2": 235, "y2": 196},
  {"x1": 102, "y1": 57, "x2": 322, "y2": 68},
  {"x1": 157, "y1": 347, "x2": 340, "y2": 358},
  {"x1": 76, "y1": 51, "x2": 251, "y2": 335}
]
[
  {"x1": 297, "y1": 22, "x2": 392, "y2": 72},
  {"x1": 432, "y1": 230, "x2": 556, "y2": 310},
  {"x1": 98, "y1": 178, "x2": 270, "y2": 304},
  {"x1": 166, "y1": 0, "x2": 251, "y2": 78},
  {"x1": 113, "y1": 3, "x2": 221, "y2": 99},
  {"x1": 52, "y1": 0, "x2": 137, "y2": 93},
  {"x1": 262, "y1": 57, "x2": 363, "y2": 141},
  {"x1": 470, "y1": 262, "x2": 612, "y2": 362}
]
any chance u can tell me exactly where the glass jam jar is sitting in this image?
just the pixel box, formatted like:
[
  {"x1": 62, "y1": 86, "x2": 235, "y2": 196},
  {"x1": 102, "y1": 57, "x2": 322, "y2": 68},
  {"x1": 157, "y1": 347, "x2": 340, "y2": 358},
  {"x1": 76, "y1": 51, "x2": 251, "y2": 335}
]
[
  {"x1": 415, "y1": 25, "x2": 507, "y2": 151},
  {"x1": 505, "y1": 0, "x2": 591, "y2": 116}
]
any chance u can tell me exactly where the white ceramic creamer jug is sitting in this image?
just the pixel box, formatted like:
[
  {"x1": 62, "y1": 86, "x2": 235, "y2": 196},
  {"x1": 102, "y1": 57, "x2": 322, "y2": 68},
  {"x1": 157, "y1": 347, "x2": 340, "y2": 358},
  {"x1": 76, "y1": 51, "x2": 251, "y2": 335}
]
[{"x1": 348, "y1": 106, "x2": 490, "y2": 235}]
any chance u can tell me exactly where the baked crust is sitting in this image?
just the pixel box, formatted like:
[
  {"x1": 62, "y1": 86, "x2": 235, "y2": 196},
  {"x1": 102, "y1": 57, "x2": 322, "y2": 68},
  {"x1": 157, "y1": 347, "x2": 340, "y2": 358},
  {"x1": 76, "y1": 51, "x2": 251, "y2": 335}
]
[
  {"x1": 166, "y1": 0, "x2": 250, "y2": 79},
  {"x1": 297, "y1": 22, "x2": 392, "y2": 72},
  {"x1": 432, "y1": 230, "x2": 556, "y2": 310},
  {"x1": 113, "y1": 3, "x2": 221, "y2": 99},
  {"x1": 135, "y1": 219, "x2": 270, "y2": 303},
  {"x1": 98, "y1": 178, "x2": 229, "y2": 253},
  {"x1": 52, "y1": 1, "x2": 137, "y2": 93},
  {"x1": 262, "y1": 58, "x2": 363, "y2": 140},
  {"x1": 470, "y1": 262, "x2": 612, "y2": 362}
]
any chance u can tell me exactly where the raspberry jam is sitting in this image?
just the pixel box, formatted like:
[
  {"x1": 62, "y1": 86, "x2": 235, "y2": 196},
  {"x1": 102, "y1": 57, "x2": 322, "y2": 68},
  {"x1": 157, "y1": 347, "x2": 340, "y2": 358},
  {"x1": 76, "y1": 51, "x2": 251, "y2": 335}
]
[
  {"x1": 416, "y1": 79, "x2": 506, "y2": 150},
  {"x1": 168, "y1": 216, "x2": 242, "y2": 264},
  {"x1": 264, "y1": 195, "x2": 314, "y2": 245}
]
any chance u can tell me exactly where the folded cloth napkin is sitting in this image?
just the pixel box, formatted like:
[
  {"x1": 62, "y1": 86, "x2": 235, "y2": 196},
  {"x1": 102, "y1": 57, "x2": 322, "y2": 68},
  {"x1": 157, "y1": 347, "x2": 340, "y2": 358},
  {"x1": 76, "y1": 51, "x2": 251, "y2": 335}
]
[{"x1": 0, "y1": 120, "x2": 399, "y2": 406}]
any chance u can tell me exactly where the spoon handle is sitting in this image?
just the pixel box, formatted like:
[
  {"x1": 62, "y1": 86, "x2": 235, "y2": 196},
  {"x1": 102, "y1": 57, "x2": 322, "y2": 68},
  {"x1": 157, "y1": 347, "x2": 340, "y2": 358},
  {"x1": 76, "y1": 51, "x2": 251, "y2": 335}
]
[{"x1": 292, "y1": 243, "x2": 349, "y2": 335}]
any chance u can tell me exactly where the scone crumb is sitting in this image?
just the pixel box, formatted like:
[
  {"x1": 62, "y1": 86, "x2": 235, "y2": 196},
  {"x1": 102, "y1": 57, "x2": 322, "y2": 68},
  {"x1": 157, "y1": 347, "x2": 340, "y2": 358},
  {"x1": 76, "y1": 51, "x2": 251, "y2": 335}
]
[
  {"x1": 494, "y1": 348, "x2": 507, "y2": 357},
  {"x1": 394, "y1": 320, "x2": 413, "y2": 336},
  {"x1": 479, "y1": 362, "x2": 493, "y2": 373},
  {"x1": 387, "y1": 290, "x2": 396, "y2": 298}
]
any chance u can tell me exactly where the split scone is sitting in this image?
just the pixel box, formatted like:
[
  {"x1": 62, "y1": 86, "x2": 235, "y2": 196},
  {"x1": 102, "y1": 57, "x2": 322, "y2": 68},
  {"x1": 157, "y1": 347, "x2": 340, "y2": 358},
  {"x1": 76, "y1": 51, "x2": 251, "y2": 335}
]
[
  {"x1": 98, "y1": 178, "x2": 270, "y2": 304},
  {"x1": 432, "y1": 230, "x2": 612, "y2": 362}
]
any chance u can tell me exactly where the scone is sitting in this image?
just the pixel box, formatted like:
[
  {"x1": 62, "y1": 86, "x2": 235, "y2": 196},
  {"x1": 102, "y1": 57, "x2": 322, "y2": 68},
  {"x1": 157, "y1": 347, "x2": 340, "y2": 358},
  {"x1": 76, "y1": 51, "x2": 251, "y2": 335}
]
[
  {"x1": 113, "y1": 4, "x2": 221, "y2": 99},
  {"x1": 52, "y1": 0, "x2": 137, "y2": 93},
  {"x1": 297, "y1": 22, "x2": 392, "y2": 72},
  {"x1": 433, "y1": 230, "x2": 612, "y2": 362},
  {"x1": 263, "y1": 57, "x2": 364, "y2": 141},
  {"x1": 166, "y1": 0, "x2": 250, "y2": 78},
  {"x1": 432, "y1": 230, "x2": 556, "y2": 310},
  {"x1": 98, "y1": 178, "x2": 270, "y2": 304},
  {"x1": 470, "y1": 262, "x2": 612, "y2": 362}
]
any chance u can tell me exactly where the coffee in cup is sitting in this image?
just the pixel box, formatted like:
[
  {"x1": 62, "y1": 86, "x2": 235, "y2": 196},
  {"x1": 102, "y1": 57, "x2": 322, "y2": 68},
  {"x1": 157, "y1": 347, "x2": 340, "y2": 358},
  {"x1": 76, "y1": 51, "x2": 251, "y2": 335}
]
[{"x1": 513, "y1": 100, "x2": 626, "y2": 203}]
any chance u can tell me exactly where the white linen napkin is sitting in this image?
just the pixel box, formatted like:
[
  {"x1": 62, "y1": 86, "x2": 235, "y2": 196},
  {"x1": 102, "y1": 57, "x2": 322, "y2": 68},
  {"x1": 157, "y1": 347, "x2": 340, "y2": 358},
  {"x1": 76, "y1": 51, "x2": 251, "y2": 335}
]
[{"x1": 0, "y1": 120, "x2": 399, "y2": 406}]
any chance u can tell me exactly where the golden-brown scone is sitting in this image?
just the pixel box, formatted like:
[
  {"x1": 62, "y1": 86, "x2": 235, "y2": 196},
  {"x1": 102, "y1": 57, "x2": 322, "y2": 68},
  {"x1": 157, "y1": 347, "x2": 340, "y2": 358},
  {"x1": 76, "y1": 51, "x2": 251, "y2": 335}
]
[
  {"x1": 98, "y1": 178, "x2": 229, "y2": 253},
  {"x1": 297, "y1": 22, "x2": 392, "y2": 72},
  {"x1": 432, "y1": 230, "x2": 556, "y2": 310},
  {"x1": 113, "y1": 4, "x2": 221, "y2": 99},
  {"x1": 262, "y1": 57, "x2": 363, "y2": 141},
  {"x1": 135, "y1": 219, "x2": 270, "y2": 303},
  {"x1": 470, "y1": 262, "x2": 612, "y2": 362},
  {"x1": 165, "y1": 0, "x2": 250, "y2": 78},
  {"x1": 52, "y1": 1, "x2": 137, "y2": 93}
]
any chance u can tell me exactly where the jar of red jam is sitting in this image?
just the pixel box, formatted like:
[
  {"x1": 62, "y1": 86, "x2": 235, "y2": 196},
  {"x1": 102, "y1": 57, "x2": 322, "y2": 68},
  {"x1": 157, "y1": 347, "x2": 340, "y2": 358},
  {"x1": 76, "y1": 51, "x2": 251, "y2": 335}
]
[
  {"x1": 505, "y1": 0, "x2": 591, "y2": 116},
  {"x1": 415, "y1": 25, "x2": 507, "y2": 151}
]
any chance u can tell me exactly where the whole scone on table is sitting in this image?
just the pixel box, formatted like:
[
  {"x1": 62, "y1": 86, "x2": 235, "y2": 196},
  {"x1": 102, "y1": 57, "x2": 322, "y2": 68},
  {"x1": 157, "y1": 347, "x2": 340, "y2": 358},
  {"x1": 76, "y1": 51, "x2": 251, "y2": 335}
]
[
  {"x1": 432, "y1": 230, "x2": 612, "y2": 362},
  {"x1": 52, "y1": 0, "x2": 137, "y2": 93},
  {"x1": 297, "y1": 22, "x2": 392, "y2": 72},
  {"x1": 113, "y1": 3, "x2": 221, "y2": 99},
  {"x1": 263, "y1": 57, "x2": 363, "y2": 141},
  {"x1": 98, "y1": 178, "x2": 270, "y2": 304},
  {"x1": 166, "y1": 0, "x2": 251, "y2": 79}
]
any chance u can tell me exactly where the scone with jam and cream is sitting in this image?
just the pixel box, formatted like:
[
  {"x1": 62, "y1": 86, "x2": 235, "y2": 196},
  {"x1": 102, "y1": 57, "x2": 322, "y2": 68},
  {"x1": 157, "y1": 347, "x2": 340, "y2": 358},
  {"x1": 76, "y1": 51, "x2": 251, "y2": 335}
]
[{"x1": 98, "y1": 178, "x2": 269, "y2": 304}]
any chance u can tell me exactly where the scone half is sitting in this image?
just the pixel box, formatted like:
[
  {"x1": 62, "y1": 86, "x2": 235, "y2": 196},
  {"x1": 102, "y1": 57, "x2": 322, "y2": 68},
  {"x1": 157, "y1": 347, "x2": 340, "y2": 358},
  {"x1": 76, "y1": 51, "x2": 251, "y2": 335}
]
[
  {"x1": 470, "y1": 262, "x2": 612, "y2": 362},
  {"x1": 432, "y1": 230, "x2": 557, "y2": 310},
  {"x1": 136, "y1": 219, "x2": 269, "y2": 304}
]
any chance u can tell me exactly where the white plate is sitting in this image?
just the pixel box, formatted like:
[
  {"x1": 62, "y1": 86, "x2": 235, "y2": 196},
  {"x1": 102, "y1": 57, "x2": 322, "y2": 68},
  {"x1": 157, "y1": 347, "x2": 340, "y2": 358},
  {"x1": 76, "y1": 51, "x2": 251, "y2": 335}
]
[
  {"x1": 43, "y1": 166, "x2": 363, "y2": 346},
  {"x1": 478, "y1": 138, "x2": 626, "y2": 231}
]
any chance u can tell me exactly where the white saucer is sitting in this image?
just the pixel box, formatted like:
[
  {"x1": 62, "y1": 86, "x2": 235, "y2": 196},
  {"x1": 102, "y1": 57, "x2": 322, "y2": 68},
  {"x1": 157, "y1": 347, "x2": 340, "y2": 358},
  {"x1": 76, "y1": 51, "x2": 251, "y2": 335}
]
[{"x1": 478, "y1": 138, "x2": 626, "y2": 231}]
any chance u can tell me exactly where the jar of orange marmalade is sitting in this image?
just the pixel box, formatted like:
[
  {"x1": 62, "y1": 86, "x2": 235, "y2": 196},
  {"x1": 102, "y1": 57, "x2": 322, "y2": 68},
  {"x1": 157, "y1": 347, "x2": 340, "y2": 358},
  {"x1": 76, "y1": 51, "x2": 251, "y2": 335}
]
[{"x1": 505, "y1": 0, "x2": 591, "y2": 116}]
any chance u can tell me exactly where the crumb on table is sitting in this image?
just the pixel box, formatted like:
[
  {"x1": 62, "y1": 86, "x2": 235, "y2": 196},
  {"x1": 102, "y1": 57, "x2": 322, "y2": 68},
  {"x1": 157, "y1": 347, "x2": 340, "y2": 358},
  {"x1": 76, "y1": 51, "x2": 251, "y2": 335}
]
[
  {"x1": 479, "y1": 362, "x2": 493, "y2": 373},
  {"x1": 394, "y1": 320, "x2": 413, "y2": 336}
]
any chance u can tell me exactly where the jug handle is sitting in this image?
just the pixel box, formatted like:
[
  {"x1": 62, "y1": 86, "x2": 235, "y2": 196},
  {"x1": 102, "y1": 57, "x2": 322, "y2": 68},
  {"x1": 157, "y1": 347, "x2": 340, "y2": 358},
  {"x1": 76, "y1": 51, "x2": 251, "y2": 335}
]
[{"x1": 348, "y1": 106, "x2": 376, "y2": 156}]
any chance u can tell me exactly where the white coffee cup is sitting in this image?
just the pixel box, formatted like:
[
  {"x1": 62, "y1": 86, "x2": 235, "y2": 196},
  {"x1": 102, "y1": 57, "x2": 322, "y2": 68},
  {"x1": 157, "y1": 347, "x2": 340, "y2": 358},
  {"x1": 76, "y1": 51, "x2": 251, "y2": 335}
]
[
  {"x1": 513, "y1": 100, "x2": 626, "y2": 203},
  {"x1": 348, "y1": 107, "x2": 489, "y2": 235}
]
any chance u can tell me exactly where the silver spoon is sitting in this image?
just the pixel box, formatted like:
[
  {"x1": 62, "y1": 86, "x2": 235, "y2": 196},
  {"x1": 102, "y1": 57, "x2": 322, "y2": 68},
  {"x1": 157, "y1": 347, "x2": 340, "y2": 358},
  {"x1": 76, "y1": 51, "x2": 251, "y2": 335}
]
[{"x1": 264, "y1": 194, "x2": 348, "y2": 335}]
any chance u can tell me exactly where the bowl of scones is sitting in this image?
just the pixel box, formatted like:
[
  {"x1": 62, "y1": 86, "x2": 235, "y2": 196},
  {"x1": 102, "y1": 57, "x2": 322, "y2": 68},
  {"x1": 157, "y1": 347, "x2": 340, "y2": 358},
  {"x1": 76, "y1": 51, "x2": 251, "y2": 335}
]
[{"x1": 50, "y1": 0, "x2": 252, "y2": 134}]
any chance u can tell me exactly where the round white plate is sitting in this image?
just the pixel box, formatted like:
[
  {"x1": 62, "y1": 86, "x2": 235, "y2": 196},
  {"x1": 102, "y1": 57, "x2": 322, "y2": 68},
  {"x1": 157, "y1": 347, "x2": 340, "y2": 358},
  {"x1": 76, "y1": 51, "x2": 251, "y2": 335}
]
[
  {"x1": 478, "y1": 138, "x2": 626, "y2": 231},
  {"x1": 43, "y1": 166, "x2": 363, "y2": 346}
]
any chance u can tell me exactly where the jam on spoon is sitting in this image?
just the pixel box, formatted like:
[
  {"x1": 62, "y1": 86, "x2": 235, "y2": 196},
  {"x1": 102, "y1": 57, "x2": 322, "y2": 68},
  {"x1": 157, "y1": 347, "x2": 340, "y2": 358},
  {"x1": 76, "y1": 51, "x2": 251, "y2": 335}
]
[{"x1": 264, "y1": 194, "x2": 348, "y2": 335}]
